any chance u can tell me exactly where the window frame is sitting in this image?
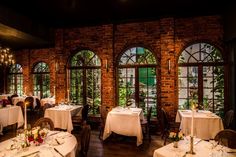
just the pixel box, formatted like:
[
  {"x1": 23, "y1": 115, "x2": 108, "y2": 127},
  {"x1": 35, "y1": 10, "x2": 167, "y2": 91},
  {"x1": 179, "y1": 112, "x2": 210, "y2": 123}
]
[{"x1": 178, "y1": 42, "x2": 225, "y2": 115}]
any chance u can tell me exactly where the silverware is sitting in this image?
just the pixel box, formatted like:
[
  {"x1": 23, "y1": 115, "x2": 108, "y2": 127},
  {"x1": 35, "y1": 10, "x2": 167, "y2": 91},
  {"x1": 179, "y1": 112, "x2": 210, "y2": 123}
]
[
  {"x1": 21, "y1": 151, "x2": 40, "y2": 157},
  {"x1": 194, "y1": 139, "x2": 202, "y2": 145},
  {"x1": 54, "y1": 148, "x2": 64, "y2": 157}
]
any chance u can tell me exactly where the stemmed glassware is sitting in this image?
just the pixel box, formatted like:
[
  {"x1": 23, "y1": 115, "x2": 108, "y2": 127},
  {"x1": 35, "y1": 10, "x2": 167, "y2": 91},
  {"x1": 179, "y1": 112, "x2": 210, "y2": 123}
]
[{"x1": 209, "y1": 140, "x2": 218, "y2": 157}]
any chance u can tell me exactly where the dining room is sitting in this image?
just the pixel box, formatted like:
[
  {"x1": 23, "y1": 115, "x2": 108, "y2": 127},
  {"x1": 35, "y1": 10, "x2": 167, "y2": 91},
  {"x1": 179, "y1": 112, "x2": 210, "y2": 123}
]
[{"x1": 0, "y1": 0, "x2": 236, "y2": 157}]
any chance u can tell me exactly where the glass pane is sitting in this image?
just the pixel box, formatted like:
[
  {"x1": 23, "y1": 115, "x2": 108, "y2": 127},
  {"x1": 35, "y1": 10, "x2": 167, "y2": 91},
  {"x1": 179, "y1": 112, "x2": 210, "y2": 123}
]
[
  {"x1": 139, "y1": 67, "x2": 157, "y2": 116},
  {"x1": 178, "y1": 99, "x2": 189, "y2": 109},
  {"x1": 179, "y1": 78, "x2": 187, "y2": 88},
  {"x1": 203, "y1": 88, "x2": 213, "y2": 99},
  {"x1": 71, "y1": 50, "x2": 101, "y2": 67},
  {"x1": 70, "y1": 69, "x2": 83, "y2": 104},
  {"x1": 179, "y1": 88, "x2": 187, "y2": 99},
  {"x1": 203, "y1": 77, "x2": 213, "y2": 89},
  {"x1": 119, "y1": 47, "x2": 156, "y2": 65},
  {"x1": 178, "y1": 43, "x2": 223, "y2": 63},
  {"x1": 203, "y1": 66, "x2": 213, "y2": 77},
  {"x1": 86, "y1": 69, "x2": 101, "y2": 114},
  {"x1": 178, "y1": 67, "x2": 187, "y2": 77}
]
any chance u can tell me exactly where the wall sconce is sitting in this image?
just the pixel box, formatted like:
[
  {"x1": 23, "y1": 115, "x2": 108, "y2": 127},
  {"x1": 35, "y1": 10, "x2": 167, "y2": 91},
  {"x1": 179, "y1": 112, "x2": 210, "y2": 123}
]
[
  {"x1": 55, "y1": 61, "x2": 59, "y2": 72},
  {"x1": 168, "y1": 59, "x2": 171, "y2": 74},
  {"x1": 105, "y1": 59, "x2": 109, "y2": 72}
]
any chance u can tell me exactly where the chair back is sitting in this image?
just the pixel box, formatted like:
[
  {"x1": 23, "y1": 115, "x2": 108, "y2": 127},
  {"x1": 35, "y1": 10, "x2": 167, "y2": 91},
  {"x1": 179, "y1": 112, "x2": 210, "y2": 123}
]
[
  {"x1": 43, "y1": 103, "x2": 54, "y2": 115},
  {"x1": 147, "y1": 106, "x2": 152, "y2": 124},
  {"x1": 35, "y1": 98, "x2": 41, "y2": 110},
  {"x1": 25, "y1": 96, "x2": 34, "y2": 109},
  {"x1": 159, "y1": 108, "x2": 170, "y2": 131},
  {"x1": 16, "y1": 101, "x2": 24, "y2": 114},
  {"x1": 224, "y1": 109, "x2": 234, "y2": 129},
  {"x1": 214, "y1": 129, "x2": 236, "y2": 149},
  {"x1": 100, "y1": 105, "x2": 112, "y2": 126},
  {"x1": 80, "y1": 124, "x2": 91, "y2": 157},
  {"x1": 82, "y1": 104, "x2": 90, "y2": 122},
  {"x1": 10, "y1": 94, "x2": 18, "y2": 105},
  {"x1": 33, "y1": 117, "x2": 54, "y2": 130}
]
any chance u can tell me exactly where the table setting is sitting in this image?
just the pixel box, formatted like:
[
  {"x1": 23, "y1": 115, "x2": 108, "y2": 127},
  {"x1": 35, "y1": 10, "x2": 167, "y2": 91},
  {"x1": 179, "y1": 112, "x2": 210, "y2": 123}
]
[{"x1": 0, "y1": 128, "x2": 77, "y2": 157}]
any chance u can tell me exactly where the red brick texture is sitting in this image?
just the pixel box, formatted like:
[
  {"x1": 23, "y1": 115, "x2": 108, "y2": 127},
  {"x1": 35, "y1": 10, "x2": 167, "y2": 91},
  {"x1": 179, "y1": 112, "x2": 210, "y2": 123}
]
[{"x1": 13, "y1": 16, "x2": 224, "y2": 120}]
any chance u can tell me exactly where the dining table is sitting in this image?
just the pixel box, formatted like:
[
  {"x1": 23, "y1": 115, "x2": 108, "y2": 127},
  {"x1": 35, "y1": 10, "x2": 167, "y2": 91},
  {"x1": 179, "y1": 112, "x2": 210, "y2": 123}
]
[
  {"x1": 175, "y1": 110, "x2": 224, "y2": 140},
  {"x1": 103, "y1": 107, "x2": 144, "y2": 146},
  {"x1": 0, "y1": 130, "x2": 77, "y2": 157},
  {"x1": 40, "y1": 97, "x2": 55, "y2": 106},
  {"x1": 0, "y1": 94, "x2": 12, "y2": 100},
  {"x1": 153, "y1": 137, "x2": 236, "y2": 157},
  {"x1": 44, "y1": 105, "x2": 83, "y2": 133},
  {"x1": 12, "y1": 96, "x2": 39, "y2": 108},
  {"x1": 0, "y1": 106, "x2": 24, "y2": 135}
]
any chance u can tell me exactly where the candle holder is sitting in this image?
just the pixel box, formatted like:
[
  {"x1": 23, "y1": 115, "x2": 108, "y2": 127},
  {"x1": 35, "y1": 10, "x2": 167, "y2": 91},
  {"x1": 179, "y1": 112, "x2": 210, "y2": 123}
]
[{"x1": 186, "y1": 136, "x2": 195, "y2": 155}]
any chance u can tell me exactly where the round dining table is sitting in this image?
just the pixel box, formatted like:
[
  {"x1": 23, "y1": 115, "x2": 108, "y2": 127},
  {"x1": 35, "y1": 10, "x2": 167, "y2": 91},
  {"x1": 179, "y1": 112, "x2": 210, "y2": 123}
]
[{"x1": 0, "y1": 131, "x2": 77, "y2": 157}]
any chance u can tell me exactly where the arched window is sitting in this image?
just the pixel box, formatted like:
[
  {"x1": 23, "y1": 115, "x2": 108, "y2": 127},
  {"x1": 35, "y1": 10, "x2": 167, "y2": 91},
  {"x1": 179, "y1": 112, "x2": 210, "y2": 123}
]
[
  {"x1": 178, "y1": 43, "x2": 224, "y2": 116},
  {"x1": 8, "y1": 64, "x2": 23, "y2": 95},
  {"x1": 33, "y1": 62, "x2": 50, "y2": 98},
  {"x1": 118, "y1": 47, "x2": 157, "y2": 116},
  {"x1": 69, "y1": 50, "x2": 101, "y2": 114}
]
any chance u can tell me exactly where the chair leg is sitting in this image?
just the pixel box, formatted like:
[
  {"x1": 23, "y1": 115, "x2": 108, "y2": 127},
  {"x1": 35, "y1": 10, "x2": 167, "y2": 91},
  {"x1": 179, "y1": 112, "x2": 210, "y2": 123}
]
[
  {"x1": 99, "y1": 126, "x2": 103, "y2": 140},
  {"x1": 148, "y1": 126, "x2": 151, "y2": 142}
]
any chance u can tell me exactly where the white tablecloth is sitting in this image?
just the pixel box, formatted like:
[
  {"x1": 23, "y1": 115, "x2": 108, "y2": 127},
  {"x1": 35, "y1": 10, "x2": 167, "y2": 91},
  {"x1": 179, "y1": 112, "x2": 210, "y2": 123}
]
[
  {"x1": 40, "y1": 98, "x2": 55, "y2": 106},
  {"x1": 44, "y1": 105, "x2": 83, "y2": 133},
  {"x1": 0, "y1": 94, "x2": 12, "y2": 100},
  {"x1": 175, "y1": 110, "x2": 224, "y2": 140},
  {"x1": 0, "y1": 106, "x2": 24, "y2": 128},
  {"x1": 0, "y1": 131, "x2": 77, "y2": 157},
  {"x1": 153, "y1": 137, "x2": 236, "y2": 157},
  {"x1": 103, "y1": 107, "x2": 144, "y2": 146},
  {"x1": 12, "y1": 96, "x2": 39, "y2": 108}
]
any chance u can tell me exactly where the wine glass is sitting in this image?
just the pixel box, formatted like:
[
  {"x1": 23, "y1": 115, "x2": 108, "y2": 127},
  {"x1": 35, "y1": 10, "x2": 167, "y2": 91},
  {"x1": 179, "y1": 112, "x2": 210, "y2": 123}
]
[{"x1": 209, "y1": 140, "x2": 218, "y2": 156}]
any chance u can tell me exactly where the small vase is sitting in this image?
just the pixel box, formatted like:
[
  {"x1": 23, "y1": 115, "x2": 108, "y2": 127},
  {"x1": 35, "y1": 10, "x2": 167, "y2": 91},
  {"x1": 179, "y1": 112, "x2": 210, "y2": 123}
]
[{"x1": 173, "y1": 141, "x2": 178, "y2": 148}]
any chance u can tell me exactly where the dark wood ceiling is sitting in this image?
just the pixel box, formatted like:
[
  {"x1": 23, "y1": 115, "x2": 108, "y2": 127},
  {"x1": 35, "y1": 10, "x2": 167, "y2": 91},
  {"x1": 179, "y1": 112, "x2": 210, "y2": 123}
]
[
  {"x1": 0, "y1": 0, "x2": 231, "y2": 27},
  {"x1": 0, "y1": 0, "x2": 235, "y2": 49}
]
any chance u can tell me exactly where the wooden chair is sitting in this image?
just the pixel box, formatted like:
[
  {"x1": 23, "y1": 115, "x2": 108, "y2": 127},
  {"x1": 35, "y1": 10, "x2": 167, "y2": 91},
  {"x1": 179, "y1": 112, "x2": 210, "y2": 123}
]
[
  {"x1": 25, "y1": 96, "x2": 34, "y2": 113},
  {"x1": 9, "y1": 94, "x2": 18, "y2": 105},
  {"x1": 214, "y1": 129, "x2": 236, "y2": 149},
  {"x1": 16, "y1": 101, "x2": 24, "y2": 115},
  {"x1": 141, "y1": 106, "x2": 152, "y2": 142},
  {"x1": 99, "y1": 105, "x2": 112, "y2": 140},
  {"x1": 42, "y1": 103, "x2": 54, "y2": 116},
  {"x1": 223, "y1": 109, "x2": 234, "y2": 129},
  {"x1": 34, "y1": 98, "x2": 42, "y2": 117},
  {"x1": 159, "y1": 107, "x2": 180, "y2": 145},
  {"x1": 33, "y1": 117, "x2": 54, "y2": 130},
  {"x1": 72, "y1": 104, "x2": 90, "y2": 129},
  {"x1": 79, "y1": 123, "x2": 91, "y2": 157}
]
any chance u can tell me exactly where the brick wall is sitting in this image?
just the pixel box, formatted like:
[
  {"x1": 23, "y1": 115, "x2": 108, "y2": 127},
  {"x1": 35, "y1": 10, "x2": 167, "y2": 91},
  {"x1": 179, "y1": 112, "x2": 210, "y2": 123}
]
[{"x1": 12, "y1": 15, "x2": 223, "y2": 119}]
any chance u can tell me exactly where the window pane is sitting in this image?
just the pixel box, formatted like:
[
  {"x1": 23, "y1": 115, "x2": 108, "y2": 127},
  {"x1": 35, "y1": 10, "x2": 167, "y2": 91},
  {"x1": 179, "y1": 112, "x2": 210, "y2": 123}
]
[
  {"x1": 179, "y1": 88, "x2": 188, "y2": 99},
  {"x1": 70, "y1": 50, "x2": 101, "y2": 114},
  {"x1": 178, "y1": 43, "x2": 224, "y2": 116},
  {"x1": 33, "y1": 62, "x2": 50, "y2": 98},
  {"x1": 8, "y1": 64, "x2": 23, "y2": 95},
  {"x1": 118, "y1": 47, "x2": 157, "y2": 117}
]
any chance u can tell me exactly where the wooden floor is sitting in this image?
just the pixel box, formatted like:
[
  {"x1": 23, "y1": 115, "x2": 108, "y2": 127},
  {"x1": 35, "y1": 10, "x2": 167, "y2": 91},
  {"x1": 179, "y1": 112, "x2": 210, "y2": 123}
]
[{"x1": 0, "y1": 115, "x2": 168, "y2": 157}]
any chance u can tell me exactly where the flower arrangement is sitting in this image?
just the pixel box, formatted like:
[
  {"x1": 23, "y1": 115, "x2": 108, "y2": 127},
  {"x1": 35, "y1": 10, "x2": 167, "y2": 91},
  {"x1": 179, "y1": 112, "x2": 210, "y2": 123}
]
[
  {"x1": 169, "y1": 131, "x2": 184, "y2": 142},
  {"x1": 22, "y1": 127, "x2": 49, "y2": 147}
]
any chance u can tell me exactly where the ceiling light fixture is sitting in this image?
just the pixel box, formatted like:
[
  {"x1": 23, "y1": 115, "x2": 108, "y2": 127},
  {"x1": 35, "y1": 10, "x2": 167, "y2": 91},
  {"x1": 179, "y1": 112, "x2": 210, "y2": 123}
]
[{"x1": 0, "y1": 46, "x2": 15, "y2": 66}]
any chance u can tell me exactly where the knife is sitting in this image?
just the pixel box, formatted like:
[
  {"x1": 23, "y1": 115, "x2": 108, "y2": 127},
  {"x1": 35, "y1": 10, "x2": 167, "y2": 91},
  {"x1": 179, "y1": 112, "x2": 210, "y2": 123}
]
[
  {"x1": 194, "y1": 139, "x2": 202, "y2": 145},
  {"x1": 21, "y1": 151, "x2": 40, "y2": 157},
  {"x1": 54, "y1": 148, "x2": 64, "y2": 157}
]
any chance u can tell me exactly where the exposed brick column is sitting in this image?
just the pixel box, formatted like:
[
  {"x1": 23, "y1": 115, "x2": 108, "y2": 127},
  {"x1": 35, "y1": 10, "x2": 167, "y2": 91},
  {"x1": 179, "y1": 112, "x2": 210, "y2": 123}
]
[{"x1": 160, "y1": 18, "x2": 177, "y2": 119}]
